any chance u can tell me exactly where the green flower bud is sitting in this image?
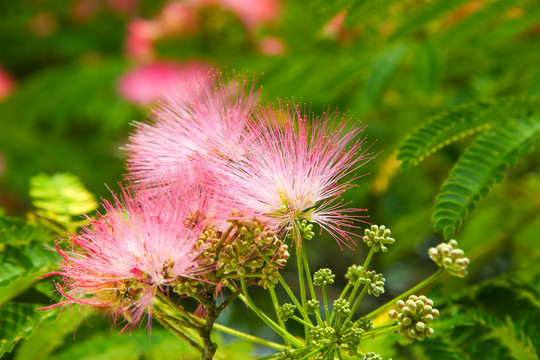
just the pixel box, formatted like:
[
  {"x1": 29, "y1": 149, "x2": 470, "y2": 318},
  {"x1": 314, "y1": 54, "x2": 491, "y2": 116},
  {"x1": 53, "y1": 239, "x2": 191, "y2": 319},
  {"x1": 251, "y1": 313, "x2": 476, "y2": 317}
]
[
  {"x1": 363, "y1": 225, "x2": 395, "y2": 252},
  {"x1": 278, "y1": 303, "x2": 296, "y2": 322},
  {"x1": 306, "y1": 299, "x2": 320, "y2": 314},
  {"x1": 428, "y1": 239, "x2": 470, "y2": 277},
  {"x1": 313, "y1": 268, "x2": 335, "y2": 286},
  {"x1": 388, "y1": 295, "x2": 438, "y2": 343},
  {"x1": 333, "y1": 298, "x2": 351, "y2": 315}
]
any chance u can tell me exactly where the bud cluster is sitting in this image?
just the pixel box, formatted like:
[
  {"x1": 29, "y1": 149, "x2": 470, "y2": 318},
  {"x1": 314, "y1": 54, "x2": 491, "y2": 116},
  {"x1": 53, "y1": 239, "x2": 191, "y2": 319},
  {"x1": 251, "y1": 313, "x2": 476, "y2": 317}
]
[
  {"x1": 388, "y1": 295, "x2": 438, "y2": 343},
  {"x1": 333, "y1": 298, "x2": 351, "y2": 315},
  {"x1": 345, "y1": 266, "x2": 385, "y2": 297},
  {"x1": 310, "y1": 325, "x2": 336, "y2": 346},
  {"x1": 428, "y1": 239, "x2": 469, "y2": 277},
  {"x1": 362, "y1": 225, "x2": 395, "y2": 252},
  {"x1": 359, "y1": 270, "x2": 386, "y2": 297},
  {"x1": 278, "y1": 303, "x2": 297, "y2": 322},
  {"x1": 287, "y1": 219, "x2": 316, "y2": 241},
  {"x1": 313, "y1": 268, "x2": 335, "y2": 286},
  {"x1": 215, "y1": 216, "x2": 290, "y2": 282}
]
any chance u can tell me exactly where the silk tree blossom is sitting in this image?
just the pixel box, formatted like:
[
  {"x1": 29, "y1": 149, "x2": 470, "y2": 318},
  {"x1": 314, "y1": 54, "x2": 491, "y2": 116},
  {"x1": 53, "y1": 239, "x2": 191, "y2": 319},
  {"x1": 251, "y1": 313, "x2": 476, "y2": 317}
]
[
  {"x1": 200, "y1": 103, "x2": 372, "y2": 248},
  {"x1": 42, "y1": 182, "x2": 227, "y2": 330},
  {"x1": 125, "y1": 77, "x2": 259, "y2": 188}
]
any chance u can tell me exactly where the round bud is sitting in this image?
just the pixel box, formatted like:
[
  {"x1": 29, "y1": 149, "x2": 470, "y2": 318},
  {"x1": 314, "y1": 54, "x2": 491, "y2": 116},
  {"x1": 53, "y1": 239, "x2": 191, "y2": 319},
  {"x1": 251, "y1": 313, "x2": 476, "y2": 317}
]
[
  {"x1": 424, "y1": 305, "x2": 432, "y2": 313},
  {"x1": 415, "y1": 322, "x2": 425, "y2": 332}
]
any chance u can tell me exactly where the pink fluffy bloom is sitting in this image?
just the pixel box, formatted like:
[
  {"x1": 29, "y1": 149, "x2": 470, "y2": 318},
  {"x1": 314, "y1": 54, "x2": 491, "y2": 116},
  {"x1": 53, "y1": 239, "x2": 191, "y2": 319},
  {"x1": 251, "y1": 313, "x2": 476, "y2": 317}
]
[
  {"x1": 43, "y1": 182, "x2": 223, "y2": 330},
  {"x1": 118, "y1": 61, "x2": 213, "y2": 105},
  {"x1": 200, "y1": 103, "x2": 372, "y2": 248},
  {"x1": 125, "y1": 77, "x2": 259, "y2": 188}
]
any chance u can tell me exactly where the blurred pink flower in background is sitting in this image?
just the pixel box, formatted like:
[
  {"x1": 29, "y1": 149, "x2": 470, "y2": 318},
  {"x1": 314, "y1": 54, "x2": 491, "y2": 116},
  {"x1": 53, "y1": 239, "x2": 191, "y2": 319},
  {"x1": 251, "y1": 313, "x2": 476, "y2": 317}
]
[
  {"x1": 259, "y1": 36, "x2": 285, "y2": 55},
  {"x1": 158, "y1": 1, "x2": 200, "y2": 37},
  {"x1": 125, "y1": 18, "x2": 160, "y2": 60},
  {"x1": 0, "y1": 66, "x2": 14, "y2": 101},
  {"x1": 105, "y1": 0, "x2": 138, "y2": 14},
  {"x1": 191, "y1": 0, "x2": 280, "y2": 28},
  {"x1": 219, "y1": 0, "x2": 281, "y2": 27},
  {"x1": 118, "y1": 60, "x2": 213, "y2": 105}
]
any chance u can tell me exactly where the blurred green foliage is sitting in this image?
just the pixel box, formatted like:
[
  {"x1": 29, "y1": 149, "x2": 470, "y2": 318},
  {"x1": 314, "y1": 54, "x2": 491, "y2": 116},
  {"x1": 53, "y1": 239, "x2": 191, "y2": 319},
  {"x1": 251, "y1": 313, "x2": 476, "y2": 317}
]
[{"x1": 1, "y1": 0, "x2": 540, "y2": 359}]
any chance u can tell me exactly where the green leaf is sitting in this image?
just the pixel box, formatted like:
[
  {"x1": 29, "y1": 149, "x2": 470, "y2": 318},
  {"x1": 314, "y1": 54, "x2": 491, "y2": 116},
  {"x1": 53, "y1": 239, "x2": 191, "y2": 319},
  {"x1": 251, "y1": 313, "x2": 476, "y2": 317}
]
[
  {"x1": 0, "y1": 303, "x2": 57, "y2": 358},
  {"x1": 397, "y1": 96, "x2": 540, "y2": 169},
  {"x1": 388, "y1": 0, "x2": 471, "y2": 41},
  {"x1": 433, "y1": 114, "x2": 540, "y2": 238},
  {"x1": 362, "y1": 43, "x2": 408, "y2": 107},
  {"x1": 15, "y1": 307, "x2": 89, "y2": 360},
  {"x1": 0, "y1": 242, "x2": 59, "y2": 306},
  {"x1": 30, "y1": 173, "x2": 98, "y2": 230}
]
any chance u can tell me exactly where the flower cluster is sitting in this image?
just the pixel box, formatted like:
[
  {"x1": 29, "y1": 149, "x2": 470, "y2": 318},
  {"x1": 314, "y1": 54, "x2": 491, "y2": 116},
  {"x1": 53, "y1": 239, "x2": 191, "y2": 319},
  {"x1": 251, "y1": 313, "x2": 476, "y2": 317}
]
[
  {"x1": 428, "y1": 239, "x2": 470, "y2": 277},
  {"x1": 47, "y1": 75, "x2": 369, "y2": 333},
  {"x1": 388, "y1": 295, "x2": 439, "y2": 343}
]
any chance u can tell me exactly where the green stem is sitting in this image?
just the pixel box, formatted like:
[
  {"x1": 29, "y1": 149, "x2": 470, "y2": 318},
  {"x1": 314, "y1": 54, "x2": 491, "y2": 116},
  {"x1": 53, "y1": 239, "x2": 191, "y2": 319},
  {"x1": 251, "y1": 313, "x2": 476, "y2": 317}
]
[
  {"x1": 153, "y1": 306, "x2": 200, "y2": 332},
  {"x1": 290, "y1": 314, "x2": 313, "y2": 328},
  {"x1": 240, "y1": 277, "x2": 303, "y2": 347},
  {"x1": 295, "y1": 235, "x2": 309, "y2": 339},
  {"x1": 301, "y1": 246, "x2": 317, "y2": 302},
  {"x1": 300, "y1": 247, "x2": 324, "y2": 327},
  {"x1": 364, "y1": 324, "x2": 398, "y2": 339},
  {"x1": 366, "y1": 269, "x2": 445, "y2": 319},
  {"x1": 212, "y1": 322, "x2": 287, "y2": 350},
  {"x1": 269, "y1": 286, "x2": 291, "y2": 346},
  {"x1": 265, "y1": 254, "x2": 312, "y2": 325},
  {"x1": 322, "y1": 283, "x2": 330, "y2": 323},
  {"x1": 154, "y1": 313, "x2": 203, "y2": 352},
  {"x1": 344, "y1": 285, "x2": 368, "y2": 327},
  {"x1": 155, "y1": 292, "x2": 202, "y2": 328},
  {"x1": 347, "y1": 247, "x2": 376, "y2": 303}
]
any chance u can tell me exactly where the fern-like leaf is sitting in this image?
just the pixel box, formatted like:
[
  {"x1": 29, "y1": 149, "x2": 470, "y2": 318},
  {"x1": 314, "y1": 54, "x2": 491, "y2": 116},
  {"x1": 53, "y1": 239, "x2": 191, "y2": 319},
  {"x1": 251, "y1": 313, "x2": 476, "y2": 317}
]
[
  {"x1": 30, "y1": 173, "x2": 98, "y2": 230},
  {"x1": 397, "y1": 96, "x2": 540, "y2": 169},
  {"x1": 0, "y1": 303, "x2": 57, "y2": 357},
  {"x1": 433, "y1": 114, "x2": 540, "y2": 239}
]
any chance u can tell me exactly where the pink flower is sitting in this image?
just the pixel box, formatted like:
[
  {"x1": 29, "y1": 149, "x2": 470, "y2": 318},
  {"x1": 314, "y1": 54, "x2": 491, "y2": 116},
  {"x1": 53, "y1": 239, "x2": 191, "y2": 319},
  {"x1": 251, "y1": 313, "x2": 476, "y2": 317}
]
[
  {"x1": 220, "y1": 0, "x2": 281, "y2": 27},
  {"x1": 0, "y1": 66, "x2": 14, "y2": 101},
  {"x1": 157, "y1": 1, "x2": 200, "y2": 37},
  {"x1": 43, "y1": 183, "x2": 222, "y2": 330},
  {"x1": 201, "y1": 103, "x2": 372, "y2": 247},
  {"x1": 124, "y1": 18, "x2": 160, "y2": 60},
  {"x1": 118, "y1": 61, "x2": 214, "y2": 105},
  {"x1": 125, "y1": 77, "x2": 259, "y2": 188},
  {"x1": 259, "y1": 36, "x2": 285, "y2": 55}
]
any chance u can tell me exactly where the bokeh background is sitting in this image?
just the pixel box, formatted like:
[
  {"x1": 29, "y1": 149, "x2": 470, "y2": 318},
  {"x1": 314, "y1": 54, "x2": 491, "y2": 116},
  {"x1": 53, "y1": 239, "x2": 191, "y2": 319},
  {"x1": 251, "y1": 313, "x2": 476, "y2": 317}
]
[{"x1": 1, "y1": 1, "x2": 540, "y2": 359}]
